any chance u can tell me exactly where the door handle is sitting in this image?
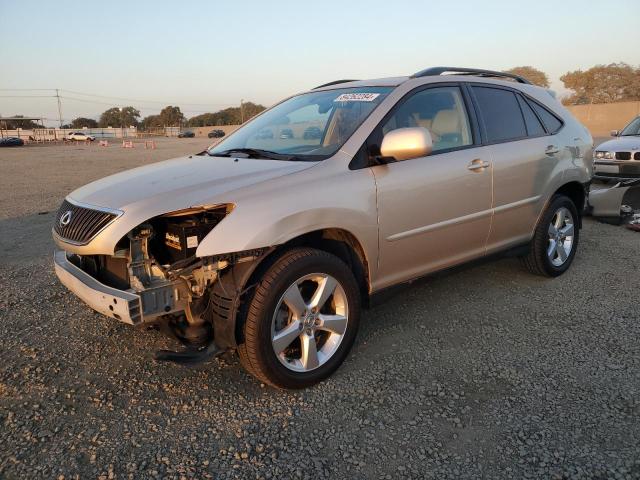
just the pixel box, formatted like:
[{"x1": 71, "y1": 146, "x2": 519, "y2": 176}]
[
  {"x1": 545, "y1": 145, "x2": 560, "y2": 155},
  {"x1": 467, "y1": 159, "x2": 490, "y2": 171}
]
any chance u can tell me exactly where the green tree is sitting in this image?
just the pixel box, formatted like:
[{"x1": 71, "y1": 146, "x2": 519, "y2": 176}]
[
  {"x1": 140, "y1": 106, "x2": 186, "y2": 130},
  {"x1": 158, "y1": 105, "x2": 185, "y2": 126},
  {"x1": 560, "y1": 63, "x2": 640, "y2": 105},
  {"x1": 70, "y1": 117, "x2": 98, "y2": 128},
  {"x1": 140, "y1": 114, "x2": 162, "y2": 130},
  {"x1": 240, "y1": 102, "x2": 266, "y2": 122},
  {"x1": 98, "y1": 106, "x2": 141, "y2": 127},
  {"x1": 503, "y1": 66, "x2": 550, "y2": 88},
  {"x1": 188, "y1": 102, "x2": 265, "y2": 127}
]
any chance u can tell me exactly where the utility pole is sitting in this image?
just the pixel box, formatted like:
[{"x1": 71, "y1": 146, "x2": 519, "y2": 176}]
[
  {"x1": 240, "y1": 99, "x2": 244, "y2": 124},
  {"x1": 55, "y1": 89, "x2": 63, "y2": 127},
  {"x1": 119, "y1": 107, "x2": 125, "y2": 139}
]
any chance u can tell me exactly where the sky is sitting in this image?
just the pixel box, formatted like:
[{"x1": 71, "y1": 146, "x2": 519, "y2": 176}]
[{"x1": 1, "y1": 0, "x2": 639, "y2": 126}]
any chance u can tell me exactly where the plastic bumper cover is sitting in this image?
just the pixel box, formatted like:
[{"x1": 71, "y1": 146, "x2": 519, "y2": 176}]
[{"x1": 54, "y1": 250, "x2": 143, "y2": 324}]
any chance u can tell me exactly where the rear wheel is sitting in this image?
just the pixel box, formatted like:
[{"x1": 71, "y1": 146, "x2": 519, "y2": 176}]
[
  {"x1": 521, "y1": 194, "x2": 580, "y2": 277},
  {"x1": 238, "y1": 248, "x2": 360, "y2": 389}
]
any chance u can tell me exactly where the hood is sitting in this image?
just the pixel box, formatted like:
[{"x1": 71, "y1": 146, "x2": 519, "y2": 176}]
[
  {"x1": 69, "y1": 154, "x2": 316, "y2": 211},
  {"x1": 596, "y1": 137, "x2": 640, "y2": 152}
]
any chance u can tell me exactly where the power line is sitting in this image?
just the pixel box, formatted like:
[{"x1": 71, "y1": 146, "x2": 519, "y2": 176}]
[
  {"x1": 58, "y1": 96, "x2": 226, "y2": 114},
  {"x1": 0, "y1": 88, "x2": 55, "y2": 91},
  {"x1": 1, "y1": 88, "x2": 252, "y2": 121},
  {"x1": 1, "y1": 89, "x2": 238, "y2": 108},
  {"x1": 60, "y1": 95, "x2": 125, "y2": 107},
  {"x1": 60, "y1": 89, "x2": 236, "y2": 107},
  {"x1": 0, "y1": 95, "x2": 56, "y2": 98}
]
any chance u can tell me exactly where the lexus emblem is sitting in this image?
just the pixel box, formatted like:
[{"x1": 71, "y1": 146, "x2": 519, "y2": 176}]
[{"x1": 59, "y1": 210, "x2": 73, "y2": 227}]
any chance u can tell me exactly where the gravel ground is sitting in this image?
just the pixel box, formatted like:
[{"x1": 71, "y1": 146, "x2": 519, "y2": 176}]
[
  {"x1": 1, "y1": 138, "x2": 639, "y2": 479},
  {"x1": 0, "y1": 137, "x2": 213, "y2": 220}
]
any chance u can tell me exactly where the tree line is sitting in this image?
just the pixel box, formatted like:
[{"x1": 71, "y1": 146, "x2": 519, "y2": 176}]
[
  {"x1": 503, "y1": 63, "x2": 639, "y2": 104},
  {"x1": 3, "y1": 63, "x2": 638, "y2": 130},
  {"x1": 54, "y1": 102, "x2": 266, "y2": 130}
]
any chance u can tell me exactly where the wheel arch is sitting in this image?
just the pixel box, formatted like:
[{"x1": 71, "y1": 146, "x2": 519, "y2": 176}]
[
  {"x1": 554, "y1": 181, "x2": 587, "y2": 227},
  {"x1": 210, "y1": 228, "x2": 372, "y2": 349}
]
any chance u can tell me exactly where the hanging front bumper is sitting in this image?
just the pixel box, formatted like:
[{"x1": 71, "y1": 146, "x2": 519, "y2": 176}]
[{"x1": 54, "y1": 250, "x2": 143, "y2": 324}]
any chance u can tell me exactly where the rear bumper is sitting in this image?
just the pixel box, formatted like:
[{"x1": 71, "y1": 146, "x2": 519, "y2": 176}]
[{"x1": 54, "y1": 250, "x2": 143, "y2": 325}]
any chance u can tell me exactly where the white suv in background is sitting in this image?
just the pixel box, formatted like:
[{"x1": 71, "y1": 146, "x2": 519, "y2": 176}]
[{"x1": 67, "y1": 132, "x2": 96, "y2": 141}]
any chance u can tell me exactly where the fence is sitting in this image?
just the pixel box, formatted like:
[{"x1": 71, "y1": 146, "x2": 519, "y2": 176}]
[
  {"x1": 0, "y1": 126, "x2": 138, "y2": 141},
  {"x1": 0, "y1": 125, "x2": 242, "y2": 142},
  {"x1": 566, "y1": 101, "x2": 640, "y2": 137}
]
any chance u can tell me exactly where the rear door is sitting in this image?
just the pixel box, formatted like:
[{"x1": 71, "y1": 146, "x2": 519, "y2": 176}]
[
  {"x1": 470, "y1": 85, "x2": 562, "y2": 253},
  {"x1": 369, "y1": 84, "x2": 493, "y2": 290}
]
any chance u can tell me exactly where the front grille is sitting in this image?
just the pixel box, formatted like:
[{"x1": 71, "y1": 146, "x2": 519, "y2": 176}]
[
  {"x1": 53, "y1": 199, "x2": 118, "y2": 244},
  {"x1": 635, "y1": 152, "x2": 640, "y2": 161},
  {"x1": 616, "y1": 151, "x2": 631, "y2": 160}
]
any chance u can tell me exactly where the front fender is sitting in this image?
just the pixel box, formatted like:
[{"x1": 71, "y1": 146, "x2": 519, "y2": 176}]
[
  {"x1": 195, "y1": 205, "x2": 378, "y2": 259},
  {"x1": 194, "y1": 163, "x2": 379, "y2": 269}
]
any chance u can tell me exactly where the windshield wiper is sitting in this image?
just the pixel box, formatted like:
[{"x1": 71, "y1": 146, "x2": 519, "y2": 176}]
[{"x1": 209, "y1": 148, "x2": 297, "y2": 160}]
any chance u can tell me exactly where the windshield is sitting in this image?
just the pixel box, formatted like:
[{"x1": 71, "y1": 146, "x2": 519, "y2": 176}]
[
  {"x1": 621, "y1": 117, "x2": 640, "y2": 136},
  {"x1": 208, "y1": 87, "x2": 393, "y2": 160}
]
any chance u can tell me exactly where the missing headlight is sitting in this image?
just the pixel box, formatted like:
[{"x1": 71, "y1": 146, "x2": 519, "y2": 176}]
[{"x1": 149, "y1": 206, "x2": 230, "y2": 265}]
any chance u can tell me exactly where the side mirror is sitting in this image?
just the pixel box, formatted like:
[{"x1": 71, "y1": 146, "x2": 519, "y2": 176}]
[
  {"x1": 380, "y1": 127, "x2": 433, "y2": 162},
  {"x1": 611, "y1": 130, "x2": 620, "y2": 137}
]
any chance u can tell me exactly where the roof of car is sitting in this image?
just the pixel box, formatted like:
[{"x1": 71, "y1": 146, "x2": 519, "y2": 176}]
[
  {"x1": 313, "y1": 67, "x2": 534, "y2": 91},
  {"x1": 314, "y1": 77, "x2": 409, "y2": 90}
]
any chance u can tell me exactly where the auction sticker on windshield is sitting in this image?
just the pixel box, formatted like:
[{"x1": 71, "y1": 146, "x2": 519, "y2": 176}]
[{"x1": 334, "y1": 93, "x2": 380, "y2": 102}]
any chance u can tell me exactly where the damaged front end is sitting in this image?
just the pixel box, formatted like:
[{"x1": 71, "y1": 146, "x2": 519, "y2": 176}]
[
  {"x1": 54, "y1": 204, "x2": 268, "y2": 363},
  {"x1": 587, "y1": 179, "x2": 640, "y2": 230}
]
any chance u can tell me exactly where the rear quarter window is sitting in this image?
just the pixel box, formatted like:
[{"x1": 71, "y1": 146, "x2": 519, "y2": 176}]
[
  {"x1": 529, "y1": 100, "x2": 563, "y2": 134},
  {"x1": 516, "y1": 95, "x2": 545, "y2": 137},
  {"x1": 472, "y1": 86, "x2": 527, "y2": 143}
]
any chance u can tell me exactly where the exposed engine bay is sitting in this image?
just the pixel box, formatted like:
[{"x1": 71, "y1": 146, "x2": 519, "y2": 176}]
[{"x1": 66, "y1": 206, "x2": 267, "y2": 363}]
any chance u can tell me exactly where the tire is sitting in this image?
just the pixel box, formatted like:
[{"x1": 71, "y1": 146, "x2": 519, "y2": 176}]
[
  {"x1": 521, "y1": 194, "x2": 580, "y2": 277},
  {"x1": 237, "y1": 248, "x2": 361, "y2": 389}
]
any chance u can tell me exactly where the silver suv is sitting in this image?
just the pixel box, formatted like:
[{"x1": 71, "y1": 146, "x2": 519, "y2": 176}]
[{"x1": 53, "y1": 67, "x2": 593, "y2": 388}]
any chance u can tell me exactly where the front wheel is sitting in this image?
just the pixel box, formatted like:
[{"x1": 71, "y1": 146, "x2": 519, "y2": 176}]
[
  {"x1": 521, "y1": 194, "x2": 580, "y2": 277},
  {"x1": 238, "y1": 248, "x2": 361, "y2": 389}
]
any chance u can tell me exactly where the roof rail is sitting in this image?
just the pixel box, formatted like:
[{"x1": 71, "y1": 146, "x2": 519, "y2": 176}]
[
  {"x1": 313, "y1": 79, "x2": 360, "y2": 89},
  {"x1": 410, "y1": 67, "x2": 532, "y2": 85}
]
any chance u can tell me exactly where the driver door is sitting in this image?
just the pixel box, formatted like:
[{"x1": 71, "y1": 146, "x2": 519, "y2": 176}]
[{"x1": 370, "y1": 85, "x2": 493, "y2": 290}]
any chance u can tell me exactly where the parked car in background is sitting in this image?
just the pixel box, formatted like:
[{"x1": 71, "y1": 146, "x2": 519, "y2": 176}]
[
  {"x1": 67, "y1": 132, "x2": 95, "y2": 142},
  {"x1": 208, "y1": 129, "x2": 225, "y2": 138},
  {"x1": 53, "y1": 67, "x2": 592, "y2": 389},
  {"x1": 0, "y1": 136, "x2": 24, "y2": 147},
  {"x1": 303, "y1": 126, "x2": 322, "y2": 140},
  {"x1": 178, "y1": 131, "x2": 195, "y2": 138},
  {"x1": 256, "y1": 129, "x2": 274, "y2": 139},
  {"x1": 280, "y1": 128, "x2": 294, "y2": 139},
  {"x1": 593, "y1": 116, "x2": 640, "y2": 180}
]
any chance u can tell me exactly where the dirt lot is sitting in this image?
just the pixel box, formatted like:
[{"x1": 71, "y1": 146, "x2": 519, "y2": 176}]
[
  {"x1": 1, "y1": 138, "x2": 639, "y2": 479},
  {"x1": 0, "y1": 137, "x2": 214, "y2": 220}
]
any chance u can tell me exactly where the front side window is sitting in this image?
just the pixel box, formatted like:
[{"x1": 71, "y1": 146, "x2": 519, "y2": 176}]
[
  {"x1": 381, "y1": 86, "x2": 472, "y2": 153},
  {"x1": 473, "y1": 86, "x2": 526, "y2": 143},
  {"x1": 620, "y1": 116, "x2": 640, "y2": 136},
  {"x1": 208, "y1": 87, "x2": 392, "y2": 161}
]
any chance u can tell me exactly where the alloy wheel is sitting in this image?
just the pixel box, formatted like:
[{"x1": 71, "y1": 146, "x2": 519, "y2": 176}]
[
  {"x1": 547, "y1": 207, "x2": 575, "y2": 267},
  {"x1": 271, "y1": 273, "x2": 348, "y2": 372}
]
